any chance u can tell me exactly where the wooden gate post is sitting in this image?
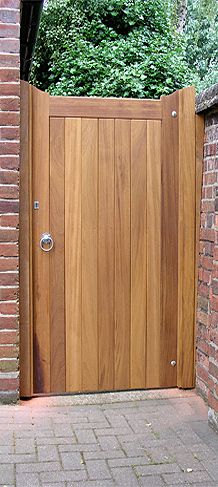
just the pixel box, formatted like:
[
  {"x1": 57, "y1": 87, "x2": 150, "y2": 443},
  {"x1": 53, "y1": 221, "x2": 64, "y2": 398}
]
[{"x1": 177, "y1": 86, "x2": 197, "y2": 388}]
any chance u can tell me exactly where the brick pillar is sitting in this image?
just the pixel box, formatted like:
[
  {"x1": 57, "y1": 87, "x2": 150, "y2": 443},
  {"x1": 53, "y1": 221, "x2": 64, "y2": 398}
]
[
  {"x1": 196, "y1": 85, "x2": 218, "y2": 431},
  {"x1": 0, "y1": 0, "x2": 20, "y2": 403}
]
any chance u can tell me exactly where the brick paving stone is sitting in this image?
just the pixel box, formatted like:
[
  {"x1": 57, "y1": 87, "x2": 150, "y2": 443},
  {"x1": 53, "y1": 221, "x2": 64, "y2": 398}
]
[
  {"x1": 138, "y1": 475, "x2": 165, "y2": 486},
  {"x1": 15, "y1": 438, "x2": 35, "y2": 454},
  {"x1": 135, "y1": 462, "x2": 180, "y2": 476},
  {"x1": 162, "y1": 470, "x2": 213, "y2": 484},
  {"x1": 0, "y1": 463, "x2": 14, "y2": 484},
  {"x1": 108, "y1": 457, "x2": 150, "y2": 468},
  {"x1": 74, "y1": 429, "x2": 97, "y2": 444},
  {"x1": 83, "y1": 449, "x2": 125, "y2": 460},
  {"x1": 37, "y1": 436, "x2": 77, "y2": 446},
  {"x1": 111, "y1": 466, "x2": 139, "y2": 485},
  {"x1": 58, "y1": 443, "x2": 101, "y2": 453},
  {"x1": 67, "y1": 481, "x2": 115, "y2": 487},
  {"x1": 98, "y1": 435, "x2": 120, "y2": 450},
  {"x1": 37, "y1": 444, "x2": 59, "y2": 462},
  {"x1": 60, "y1": 452, "x2": 84, "y2": 469},
  {"x1": 16, "y1": 472, "x2": 41, "y2": 487},
  {"x1": 40, "y1": 470, "x2": 87, "y2": 483},
  {"x1": 16, "y1": 461, "x2": 61, "y2": 473},
  {"x1": 0, "y1": 453, "x2": 36, "y2": 463},
  {"x1": 85, "y1": 459, "x2": 112, "y2": 480}
]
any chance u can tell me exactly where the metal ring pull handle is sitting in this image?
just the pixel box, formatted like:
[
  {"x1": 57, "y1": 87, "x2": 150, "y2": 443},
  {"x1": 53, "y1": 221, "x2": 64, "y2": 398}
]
[{"x1": 40, "y1": 233, "x2": 54, "y2": 252}]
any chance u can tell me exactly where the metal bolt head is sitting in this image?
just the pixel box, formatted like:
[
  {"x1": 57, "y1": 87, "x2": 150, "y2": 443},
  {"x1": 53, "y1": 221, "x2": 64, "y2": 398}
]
[
  {"x1": 170, "y1": 360, "x2": 177, "y2": 367},
  {"x1": 171, "y1": 111, "x2": 177, "y2": 118}
]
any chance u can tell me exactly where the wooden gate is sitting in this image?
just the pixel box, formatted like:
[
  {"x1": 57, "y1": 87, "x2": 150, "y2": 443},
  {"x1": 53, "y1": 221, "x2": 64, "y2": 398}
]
[{"x1": 20, "y1": 82, "x2": 203, "y2": 396}]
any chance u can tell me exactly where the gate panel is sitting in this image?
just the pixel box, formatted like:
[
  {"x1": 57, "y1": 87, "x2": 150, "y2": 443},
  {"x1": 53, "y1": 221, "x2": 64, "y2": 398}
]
[
  {"x1": 20, "y1": 82, "x2": 199, "y2": 396},
  {"x1": 50, "y1": 118, "x2": 65, "y2": 392},
  {"x1": 65, "y1": 118, "x2": 82, "y2": 392},
  {"x1": 98, "y1": 119, "x2": 115, "y2": 391},
  {"x1": 130, "y1": 120, "x2": 147, "y2": 389},
  {"x1": 146, "y1": 120, "x2": 161, "y2": 388},
  {"x1": 81, "y1": 119, "x2": 99, "y2": 391},
  {"x1": 114, "y1": 119, "x2": 131, "y2": 390}
]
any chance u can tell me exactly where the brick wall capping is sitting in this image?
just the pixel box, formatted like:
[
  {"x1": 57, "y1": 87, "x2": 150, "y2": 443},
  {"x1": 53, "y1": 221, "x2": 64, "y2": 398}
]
[{"x1": 196, "y1": 83, "x2": 218, "y2": 114}]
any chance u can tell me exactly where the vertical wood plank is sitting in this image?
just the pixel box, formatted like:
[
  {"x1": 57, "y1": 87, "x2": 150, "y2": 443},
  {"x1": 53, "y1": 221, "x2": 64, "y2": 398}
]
[
  {"x1": 50, "y1": 118, "x2": 65, "y2": 392},
  {"x1": 130, "y1": 120, "x2": 147, "y2": 389},
  {"x1": 32, "y1": 86, "x2": 50, "y2": 393},
  {"x1": 20, "y1": 81, "x2": 33, "y2": 397},
  {"x1": 161, "y1": 91, "x2": 179, "y2": 387},
  {"x1": 115, "y1": 119, "x2": 131, "y2": 390},
  {"x1": 98, "y1": 119, "x2": 115, "y2": 390},
  {"x1": 65, "y1": 118, "x2": 82, "y2": 392},
  {"x1": 146, "y1": 121, "x2": 161, "y2": 388},
  {"x1": 177, "y1": 87, "x2": 196, "y2": 388},
  {"x1": 81, "y1": 118, "x2": 98, "y2": 391}
]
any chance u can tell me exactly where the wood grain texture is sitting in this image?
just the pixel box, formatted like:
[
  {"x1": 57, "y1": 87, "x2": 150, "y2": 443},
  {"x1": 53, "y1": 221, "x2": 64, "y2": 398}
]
[
  {"x1": 65, "y1": 118, "x2": 82, "y2": 392},
  {"x1": 177, "y1": 87, "x2": 196, "y2": 388},
  {"x1": 20, "y1": 81, "x2": 33, "y2": 397},
  {"x1": 81, "y1": 118, "x2": 98, "y2": 391},
  {"x1": 98, "y1": 119, "x2": 115, "y2": 390},
  {"x1": 50, "y1": 97, "x2": 162, "y2": 120},
  {"x1": 50, "y1": 118, "x2": 65, "y2": 392},
  {"x1": 160, "y1": 91, "x2": 179, "y2": 387},
  {"x1": 115, "y1": 119, "x2": 131, "y2": 390},
  {"x1": 32, "y1": 86, "x2": 50, "y2": 393},
  {"x1": 146, "y1": 121, "x2": 161, "y2": 388},
  {"x1": 130, "y1": 120, "x2": 147, "y2": 389}
]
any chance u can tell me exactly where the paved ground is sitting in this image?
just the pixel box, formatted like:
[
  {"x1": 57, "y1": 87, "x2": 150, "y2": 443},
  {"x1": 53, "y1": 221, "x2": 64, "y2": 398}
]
[{"x1": 0, "y1": 389, "x2": 217, "y2": 486}]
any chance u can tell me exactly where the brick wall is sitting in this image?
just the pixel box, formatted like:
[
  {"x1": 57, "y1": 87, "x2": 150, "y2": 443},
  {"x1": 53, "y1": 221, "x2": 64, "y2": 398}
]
[
  {"x1": 196, "y1": 85, "x2": 218, "y2": 431},
  {"x1": 0, "y1": 0, "x2": 20, "y2": 403}
]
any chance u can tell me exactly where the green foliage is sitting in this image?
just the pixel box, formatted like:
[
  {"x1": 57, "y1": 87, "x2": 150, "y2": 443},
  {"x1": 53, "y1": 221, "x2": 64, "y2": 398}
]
[
  {"x1": 31, "y1": 0, "x2": 194, "y2": 98},
  {"x1": 185, "y1": 0, "x2": 218, "y2": 91}
]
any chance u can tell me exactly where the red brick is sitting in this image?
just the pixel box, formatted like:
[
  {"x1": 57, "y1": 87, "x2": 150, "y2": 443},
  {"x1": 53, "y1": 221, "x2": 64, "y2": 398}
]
[
  {"x1": 0, "y1": 9, "x2": 19, "y2": 24},
  {"x1": 205, "y1": 186, "x2": 213, "y2": 198},
  {"x1": 0, "y1": 243, "x2": 18, "y2": 257},
  {"x1": 0, "y1": 38, "x2": 19, "y2": 53},
  {"x1": 0, "y1": 287, "x2": 18, "y2": 300},
  {"x1": 0, "y1": 112, "x2": 19, "y2": 126},
  {"x1": 197, "y1": 310, "x2": 209, "y2": 326},
  {"x1": 0, "y1": 272, "x2": 18, "y2": 286},
  {"x1": 0, "y1": 378, "x2": 18, "y2": 392},
  {"x1": 0, "y1": 214, "x2": 18, "y2": 227},
  {"x1": 0, "y1": 257, "x2": 18, "y2": 271},
  {"x1": 200, "y1": 228, "x2": 215, "y2": 242},
  {"x1": 0, "y1": 330, "x2": 18, "y2": 344},
  {"x1": 0, "y1": 97, "x2": 19, "y2": 111},
  {"x1": 196, "y1": 364, "x2": 209, "y2": 385},
  {"x1": 0, "y1": 345, "x2": 17, "y2": 359},
  {"x1": 198, "y1": 295, "x2": 208, "y2": 312},
  {"x1": 196, "y1": 338, "x2": 209, "y2": 355},
  {"x1": 198, "y1": 282, "x2": 209, "y2": 297},
  {"x1": 0, "y1": 53, "x2": 19, "y2": 67},
  {"x1": 208, "y1": 391, "x2": 218, "y2": 412},
  {"x1": 0, "y1": 82, "x2": 19, "y2": 96},
  {"x1": 210, "y1": 310, "x2": 218, "y2": 326},
  {"x1": 0, "y1": 170, "x2": 18, "y2": 185},
  {"x1": 0, "y1": 142, "x2": 20, "y2": 157},
  {"x1": 211, "y1": 279, "x2": 218, "y2": 295},
  {"x1": 199, "y1": 241, "x2": 214, "y2": 256},
  {"x1": 0, "y1": 156, "x2": 19, "y2": 170},
  {"x1": 210, "y1": 294, "x2": 218, "y2": 312},
  {"x1": 0, "y1": 200, "x2": 19, "y2": 213},
  {"x1": 0, "y1": 359, "x2": 18, "y2": 373},
  {"x1": 0, "y1": 23, "x2": 19, "y2": 38},
  {"x1": 0, "y1": 228, "x2": 18, "y2": 242},
  {"x1": 204, "y1": 172, "x2": 217, "y2": 186},
  {"x1": 0, "y1": 315, "x2": 18, "y2": 330},
  {"x1": 0, "y1": 0, "x2": 20, "y2": 7},
  {"x1": 200, "y1": 255, "x2": 213, "y2": 271},
  {"x1": 214, "y1": 246, "x2": 218, "y2": 261},
  {"x1": 0, "y1": 68, "x2": 19, "y2": 82},
  {"x1": 0, "y1": 185, "x2": 19, "y2": 199},
  {"x1": 209, "y1": 361, "x2": 218, "y2": 380},
  {"x1": 0, "y1": 126, "x2": 19, "y2": 140},
  {"x1": 0, "y1": 141, "x2": 19, "y2": 155}
]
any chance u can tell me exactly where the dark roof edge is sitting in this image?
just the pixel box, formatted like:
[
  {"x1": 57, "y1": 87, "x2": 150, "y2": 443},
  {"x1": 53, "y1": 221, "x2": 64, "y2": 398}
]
[
  {"x1": 20, "y1": 0, "x2": 44, "y2": 81},
  {"x1": 196, "y1": 83, "x2": 218, "y2": 114}
]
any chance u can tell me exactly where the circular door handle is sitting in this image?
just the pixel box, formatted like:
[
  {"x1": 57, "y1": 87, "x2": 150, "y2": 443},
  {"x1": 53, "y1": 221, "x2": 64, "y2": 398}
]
[{"x1": 40, "y1": 233, "x2": 54, "y2": 252}]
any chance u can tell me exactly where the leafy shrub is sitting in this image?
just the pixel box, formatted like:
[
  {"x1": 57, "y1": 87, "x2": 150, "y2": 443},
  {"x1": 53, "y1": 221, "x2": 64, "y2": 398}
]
[{"x1": 31, "y1": 0, "x2": 194, "y2": 98}]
